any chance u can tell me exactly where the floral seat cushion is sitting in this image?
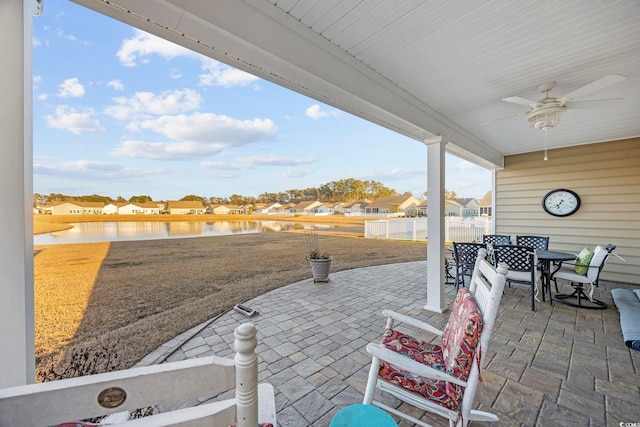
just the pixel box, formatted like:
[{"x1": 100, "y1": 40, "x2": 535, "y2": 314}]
[{"x1": 378, "y1": 288, "x2": 484, "y2": 411}]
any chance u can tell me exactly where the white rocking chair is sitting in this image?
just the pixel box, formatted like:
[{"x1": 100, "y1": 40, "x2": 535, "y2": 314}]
[
  {"x1": 0, "y1": 323, "x2": 276, "y2": 427},
  {"x1": 363, "y1": 249, "x2": 507, "y2": 427}
]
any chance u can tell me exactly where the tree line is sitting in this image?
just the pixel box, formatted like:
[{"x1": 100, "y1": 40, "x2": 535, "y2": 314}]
[{"x1": 34, "y1": 178, "x2": 404, "y2": 206}]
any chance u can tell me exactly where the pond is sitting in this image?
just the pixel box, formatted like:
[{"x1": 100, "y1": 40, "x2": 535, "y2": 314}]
[{"x1": 33, "y1": 221, "x2": 330, "y2": 245}]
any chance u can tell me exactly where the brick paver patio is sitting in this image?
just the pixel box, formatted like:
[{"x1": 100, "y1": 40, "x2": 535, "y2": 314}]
[{"x1": 140, "y1": 261, "x2": 640, "y2": 426}]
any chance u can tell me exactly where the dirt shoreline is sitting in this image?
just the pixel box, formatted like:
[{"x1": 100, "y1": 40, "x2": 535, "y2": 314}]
[{"x1": 34, "y1": 214, "x2": 426, "y2": 376}]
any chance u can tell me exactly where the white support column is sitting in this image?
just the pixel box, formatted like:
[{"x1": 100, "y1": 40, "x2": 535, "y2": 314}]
[
  {"x1": 0, "y1": 0, "x2": 35, "y2": 386},
  {"x1": 424, "y1": 136, "x2": 447, "y2": 313}
]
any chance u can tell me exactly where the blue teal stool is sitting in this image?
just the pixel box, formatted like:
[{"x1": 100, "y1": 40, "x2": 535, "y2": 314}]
[{"x1": 330, "y1": 404, "x2": 398, "y2": 427}]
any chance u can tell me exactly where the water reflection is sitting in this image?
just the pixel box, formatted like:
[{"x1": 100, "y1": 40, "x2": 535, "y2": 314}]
[{"x1": 34, "y1": 221, "x2": 324, "y2": 245}]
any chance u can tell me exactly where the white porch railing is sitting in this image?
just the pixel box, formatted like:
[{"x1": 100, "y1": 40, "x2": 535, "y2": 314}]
[{"x1": 364, "y1": 217, "x2": 493, "y2": 242}]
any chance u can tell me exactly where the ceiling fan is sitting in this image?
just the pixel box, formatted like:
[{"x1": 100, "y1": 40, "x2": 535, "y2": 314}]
[{"x1": 498, "y1": 74, "x2": 626, "y2": 130}]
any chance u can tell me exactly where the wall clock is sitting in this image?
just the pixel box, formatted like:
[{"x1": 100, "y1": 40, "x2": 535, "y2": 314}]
[{"x1": 542, "y1": 189, "x2": 581, "y2": 217}]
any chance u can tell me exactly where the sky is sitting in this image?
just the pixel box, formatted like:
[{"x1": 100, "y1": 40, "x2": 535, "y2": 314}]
[{"x1": 32, "y1": 0, "x2": 491, "y2": 202}]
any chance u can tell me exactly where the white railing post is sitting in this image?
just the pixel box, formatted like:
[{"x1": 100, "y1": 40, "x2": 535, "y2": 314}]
[{"x1": 234, "y1": 323, "x2": 258, "y2": 427}]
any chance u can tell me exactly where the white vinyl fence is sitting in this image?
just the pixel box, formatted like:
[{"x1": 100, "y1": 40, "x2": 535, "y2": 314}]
[{"x1": 364, "y1": 217, "x2": 493, "y2": 242}]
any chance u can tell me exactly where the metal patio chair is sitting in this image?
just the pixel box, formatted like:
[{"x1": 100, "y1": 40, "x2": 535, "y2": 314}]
[
  {"x1": 551, "y1": 244, "x2": 616, "y2": 309},
  {"x1": 453, "y1": 242, "x2": 486, "y2": 290},
  {"x1": 516, "y1": 235, "x2": 549, "y2": 251},
  {"x1": 494, "y1": 244, "x2": 541, "y2": 310},
  {"x1": 482, "y1": 234, "x2": 511, "y2": 246}
]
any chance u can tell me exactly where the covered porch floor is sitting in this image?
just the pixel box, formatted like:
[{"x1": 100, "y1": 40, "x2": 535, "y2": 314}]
[{"x1": 140, "y1": 262, "x2": 640, "y2": 426}]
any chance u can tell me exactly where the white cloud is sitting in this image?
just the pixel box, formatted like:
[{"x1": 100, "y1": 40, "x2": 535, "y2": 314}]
[
  {"x1": 54, "y1": 28, "x2": 77, "y2": 42},
  {"x1": 128, "y1": 112, "x2": 277, "y2": 144},
  {"x1": 110, "y1": 140, "x2": 227, "y2": 160},
  {"x1": 199, "y1": 161, "x2": 245, "y2": 170},
  {"x1": 116, "y1": 29, "x2": 258, "y2": 87},
  {"x1": 111, "y1": 113, "x2": 278, "y2": 160},
  {"x1": 33, "y1": 37, "x2": 42, "y2": 47},
  {"x1": 34, "y1": 159, "x2": 163, "y2": 180},
  {"x1": 117, "y1": 29, "x2": 197, "y2": 67},
  {"x1": 239, "y1": 155, "x2": 314, "y2": 166},
  {"x1": 201, "y1": 155, "x2": 315, "y2": 170},
  {"x1": 33, "y1": 75, "x2": 42, "y2": 92},
  {"x1": 199, "y1": 59, "x2": 259, "y2": 87},
  {"x1": 107, "y1": 80, "x2": 124, "y2": 91},
  {"x1": 305, "y1": 104, "x2": 338, "y2": 119},
  {"x1": 105, "y1": 89, "x2": 202, "y2": 120},
  {"x1": 45, "y1": 105, "x2": 105, "y2": 135},
  {"x1": 37, "y1": 93, "x2": 48, "y2": 101},
  {"x1": 57, "y1": 78, "x2": 85, "y2": 98},
  {"x1": 35, "y1": 160, "x2": 122, "y2": 176}
]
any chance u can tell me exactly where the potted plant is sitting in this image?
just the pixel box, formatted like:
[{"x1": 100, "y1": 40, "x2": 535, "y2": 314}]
[{"x1": 305, "y1": 227, "x2": 332, "y2": 282}]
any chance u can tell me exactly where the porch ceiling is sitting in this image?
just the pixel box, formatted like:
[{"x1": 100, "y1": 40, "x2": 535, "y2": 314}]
[{"x1": 72, "y1": 0, "x2": 640, "y2": 168}]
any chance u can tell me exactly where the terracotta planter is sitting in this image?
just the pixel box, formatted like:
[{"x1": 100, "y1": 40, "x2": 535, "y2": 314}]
[{"x1": 309, "y1": 257, "x2": 332, "y2": 282}]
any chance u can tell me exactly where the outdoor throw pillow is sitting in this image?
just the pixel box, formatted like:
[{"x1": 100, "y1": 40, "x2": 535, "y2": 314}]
[{"x1": 575, "y1": 247, "x2": 593, "y2": 275}]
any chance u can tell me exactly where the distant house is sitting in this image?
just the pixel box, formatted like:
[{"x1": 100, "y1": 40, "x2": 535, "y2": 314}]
[
  {"x1": 210, "y1": 204, "x2": 243, "y2": 215},
  {"x1": 254, "y1": 203, "x2": 283, "y2": 214},
  {"x1": 478, "y1": 191, "x2": 492, "y2": 216},
  {"x1": 453, "y1": 198, "x2": 480, "y2": 217},
  {"x1": 342, "y1": 200, "x2": 370, "y2": 216},
  {"x1": 117, "y1": 202, "x2": 160, "y2": 215},
  {"x1": 165, "y1": 200, "x2": 205, "y2": 215},
  {"x1": 364, "y1": 195, "x2": 421, "y2": 217},
  {"x1": 327, "y1": 202, "x2": 343, "y2": 214},
  {"x1": 419, "y1": 198, "x2": 482, "y2": 217},
  {"x1": 289, "y1": 200, "x2": 330, "y2": 215},
  {"x1": 49, "y1": 201, "x2": 104, "y2": 215},
  {"x1": 417, "y1": 200, "x2": 428, "y2": 216},
  {"x1": 118, "y1": 203, "x2": 144, "y2": 215},
  {"x1": 444, "y1": 199, "x2": 463, "y2": 216},
  {"x1": 103, "y1": 203, "x2": 118, "y2": 215}
]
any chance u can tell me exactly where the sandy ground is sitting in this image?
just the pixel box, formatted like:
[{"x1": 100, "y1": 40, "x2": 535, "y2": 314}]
[{"x1": 34, "y1": 214, "x2": 426, "y2": 375}]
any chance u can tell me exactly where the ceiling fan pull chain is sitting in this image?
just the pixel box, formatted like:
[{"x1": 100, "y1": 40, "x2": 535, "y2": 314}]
[{"x1": 543, "y1": 130, "x2": 549, "y2": 161}]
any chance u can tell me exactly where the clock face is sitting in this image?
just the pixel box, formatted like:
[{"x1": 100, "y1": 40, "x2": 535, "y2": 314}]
[{"x1": 542, "y1": 189, "x2": 581, "y2": 217}]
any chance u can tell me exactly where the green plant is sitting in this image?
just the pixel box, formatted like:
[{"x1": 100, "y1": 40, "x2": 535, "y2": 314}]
[{"x1": 304, "y1": 227, "x2": 331, "y2": 260}]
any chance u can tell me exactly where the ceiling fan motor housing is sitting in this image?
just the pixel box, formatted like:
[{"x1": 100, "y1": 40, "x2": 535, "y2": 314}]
[{"x1": 527, "y1": 99, "x2": 566, "y2": 130}]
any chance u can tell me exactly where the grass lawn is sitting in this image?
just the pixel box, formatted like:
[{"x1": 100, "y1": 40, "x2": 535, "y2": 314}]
[{"x1": 34, "y1": 214, "x2": 426, "y2": 377}]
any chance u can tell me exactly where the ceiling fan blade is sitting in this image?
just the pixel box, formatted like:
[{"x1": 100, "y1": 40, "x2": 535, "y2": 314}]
[
  {"x1": 502, "y1": 96, "x2": 540, "y2": 107},
  {"x1": 565, "y1": 98, "x2": 624, "y2": 109},
  {"x1": 560, "y1": 74, "x2": 626, "y2": 103}
]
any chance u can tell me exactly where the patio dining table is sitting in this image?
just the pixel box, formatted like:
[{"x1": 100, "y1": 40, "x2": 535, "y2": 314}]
[{"x1": 536, "y1": 250, "x2": 576, "y2": 303}]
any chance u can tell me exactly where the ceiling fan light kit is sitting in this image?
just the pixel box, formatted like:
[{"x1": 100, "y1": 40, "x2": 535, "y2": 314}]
[
  {"x1": 527, "y1": 105, "x2": 565, "y2": 130},
  {"x1": 526, "y1": 82, "x2": 567, "y2": 130}
]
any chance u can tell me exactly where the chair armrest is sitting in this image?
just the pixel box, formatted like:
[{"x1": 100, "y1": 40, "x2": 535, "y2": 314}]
[
  {"x1": 550, "y1": 261, "x2": 599, "y2": 279},
  {"x1": 258, "y1": 383, "x2": 276, "y2": 425},
  {"x1": 381, "y1": 309, "x2": 444, "y2": 337},
  {"x1": 366, "y1": 343, "x2": 467, "y2": 387}
]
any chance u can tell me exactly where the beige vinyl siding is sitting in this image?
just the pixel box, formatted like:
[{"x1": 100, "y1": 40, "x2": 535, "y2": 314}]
[{"x1": 495, "y1": 137, "x2": 640, "y2": 284}]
